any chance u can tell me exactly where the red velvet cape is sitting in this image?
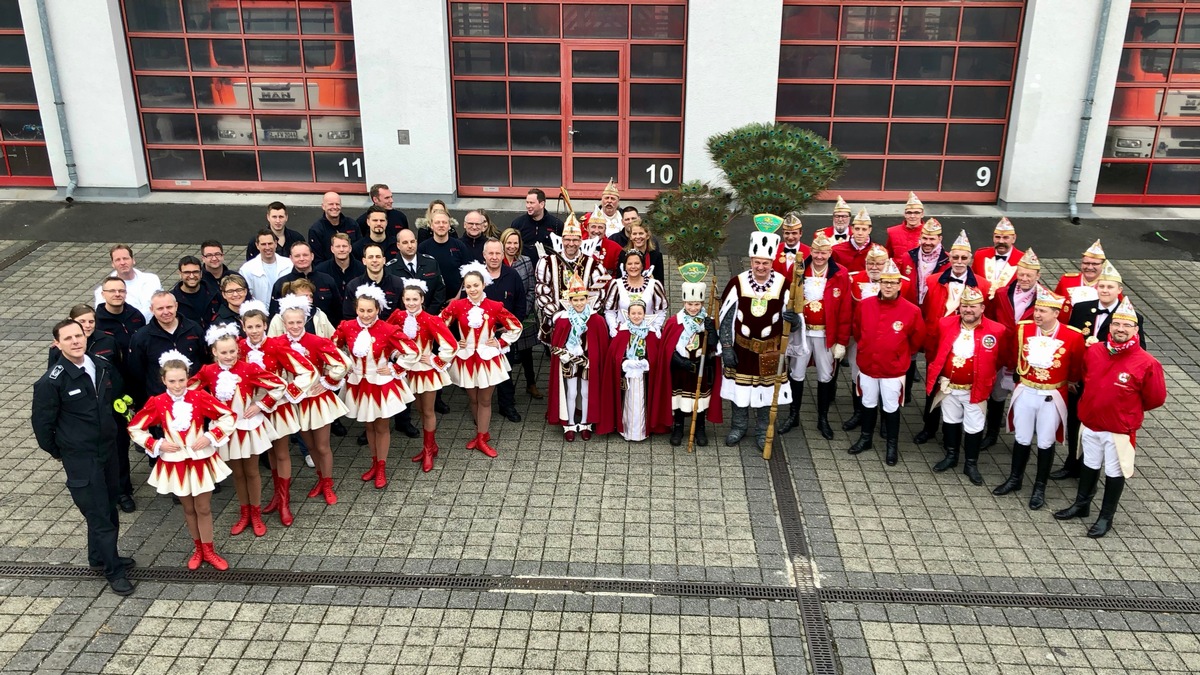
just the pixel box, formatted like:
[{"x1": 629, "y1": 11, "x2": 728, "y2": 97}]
[
  {"x1": 596, "y1": 328, "x2": 673, "y2": 436},
  {"x1": 545, "y1": 313, "x2": 609, "y2": 427}
]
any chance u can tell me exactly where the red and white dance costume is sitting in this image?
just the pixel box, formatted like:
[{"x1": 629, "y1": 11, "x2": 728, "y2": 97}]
[
  {"x1": 440, "y1": 296, "x2": 523, "y2": 389},
  {"x1": 387, "y1": 306, "x2": 457, "y2": 470},
  {"x1": 334, "y1": 319, "x2": 417, "y2": 422},
  {"x1": 546, "y1": 302, "x2": 609, "y2": 439},
  {"x1": 188, "y1": 361, "x2": 287, "y2": 461},
  {"x1": 286, "y1": 332, "x2": 351, "y2": 432}
]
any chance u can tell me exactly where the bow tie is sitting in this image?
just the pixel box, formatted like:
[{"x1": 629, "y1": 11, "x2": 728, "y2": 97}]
[
  {"x1": 1096, "y1": 307, "x2": 1112, "y2": 316},
  {"x1": 995, "y1": 255, "x2": 1007, "y2": 262}
]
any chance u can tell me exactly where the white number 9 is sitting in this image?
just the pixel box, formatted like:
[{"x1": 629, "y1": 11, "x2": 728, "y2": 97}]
[{"x1": 975, "y1": 166, "x2": 992, "y2": 187}]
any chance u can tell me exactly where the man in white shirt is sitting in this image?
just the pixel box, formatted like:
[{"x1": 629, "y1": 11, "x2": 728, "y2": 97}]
[
  {"x1": 92, "y1": 245, "x2": 162, "y2": 321},
  {"x1": 240, "y1": 229, "x2": 294, "y2": 306}
]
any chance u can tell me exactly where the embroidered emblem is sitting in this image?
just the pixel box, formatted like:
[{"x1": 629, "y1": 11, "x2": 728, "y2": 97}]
[
  {"x1": 892, "y1": 321, "x2": 904, "y2": 332},
  {"x1": 750, "y1": 296, "x2": 768, "y2": 317},
  {"x1": 1118, "y1": 372, "x2": 1130, "y2": 384},
  {"x1": 981, "y1": 335, "x2": 997, "y2": 349},
  {"x1": 832, "y1": 288, "x2": 841, "y2": 298}
]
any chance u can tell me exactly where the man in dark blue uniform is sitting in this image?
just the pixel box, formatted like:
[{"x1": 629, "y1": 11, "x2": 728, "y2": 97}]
[{"x1": 32, "y1": 320, "x2": 136, "y2": 596}]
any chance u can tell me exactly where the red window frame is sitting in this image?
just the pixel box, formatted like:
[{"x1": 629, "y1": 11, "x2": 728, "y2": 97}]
[
  {"x1": 448, "y1": 1, "x2": 687, "y2": 200},
  {"x1": 120, "y1": 0, "x2": 365, "y2": 194},
  {"x1": 1097, "y1": 0, "x2": 1200, "y2": 205},
  {"x1": 777, "y1": 1, "x2": 1026, "y2": 204},
  {"x1": 0, "y1": 8, "x2": 53, "y2": 187}
]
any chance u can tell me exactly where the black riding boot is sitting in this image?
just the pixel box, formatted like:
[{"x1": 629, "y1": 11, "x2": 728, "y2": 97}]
[
  {"x1": 933, "y1": 422, "x2": 962, "y2": 472},
  {"x1": 842, "y1": 392, "x2": 864, "y2": 431},
  {"x1": 725, "y1": 406, "x2": 749, "y2": 446},
  {"x1": 962, "y1": 431, "x2": 984, "y2": 485},
  {"x1": 815, "y1": 380, "x2": 835, "y2": 440},
  {"x1": 695, "y1": 418, "x2": 708, "y2": 447},
  {"x1": 1054, "y1": 464, "x2": 1101, "y2": 520},
  {"x1": 883, "y1": 410, "x2": 901, "y2": 466},
  {"x1": 1087, "y1": 475, "x2": 1126, "y2": 538},
  {"x1": 992, "y1": 442, "x2": 1030, "y2": 496},
  {"x1": 913, "y1": 395, "x2": 939, "y2": 444},
  {"x1": 777, "y1": 379, "x2": 802, "y2": 434},
  {"x1": 1052, "y1": 391, "x2": 1082, "y2": 479},
  {"x1": 1028, "y1": 445, "x2": 1056, "y2": 510},
  {"x1": 903, "y1": 360, "x2": 916, "y2": 406},
  {"x1": 981, "y1": 399, "x2": 1005, "y2": 449},
  {"x1": 848, "y1": 406, "x2": 877, "y2": 455},
  {"x1": 669, "y1": 410, "x2": 686, "y2": 447}
]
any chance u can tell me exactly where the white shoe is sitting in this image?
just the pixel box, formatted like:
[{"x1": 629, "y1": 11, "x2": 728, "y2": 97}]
[{"x1": 305, "y1": 454, "x2": 315, "y2": 468}]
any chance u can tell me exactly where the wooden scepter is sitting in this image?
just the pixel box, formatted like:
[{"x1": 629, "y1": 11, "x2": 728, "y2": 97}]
[
  {"x1": 763, "y1": 253, "x2": 804, "y2": 461},
  {"x1": 686, "y1": 273, "x2": 719, "y2": 453},
  {"x1": 559, "y1": 186, "x2": 576, "y2": 218}
]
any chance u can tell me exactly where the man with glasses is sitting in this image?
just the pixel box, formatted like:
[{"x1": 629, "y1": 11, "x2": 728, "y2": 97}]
[
  {"x1": 241, "y1": 229, "x2": 294, "y2": 305},
  {"x1": 200, "y1": 240, "x2": 231, "y2": 288},
  {"x1": 92, "y1": 245, "x2": 162, "y2": 322},
  {"x1": 815, "y1": 195, "x2": 853, "y2": 243},
  {"x1": 93, "y1": 276, "x2": 144, "y2": 513},
  {"x1": 886, "y1": 192, "x2": 928, "y2": 260},
  {"x1": 170, "y1": 256, "x2": 217, "y2": 328},
  {"x1": 1054, "y1": 239, "x2": 1107, "y2": 317},
  {"x1": 460, "y1": 210, "x2": 490, "y2": 264},
  {"x1": 246, "y1": 201, "x2": 305, "y2": 261}
]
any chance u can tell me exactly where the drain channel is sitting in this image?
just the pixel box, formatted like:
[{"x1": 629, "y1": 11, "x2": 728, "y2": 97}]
[
  {"x1": 0, "y1": 240, "x2": 47, "y2": 273},
  {"x1": 819, "y1": 587, "x2": 1200, "y2": 615}
]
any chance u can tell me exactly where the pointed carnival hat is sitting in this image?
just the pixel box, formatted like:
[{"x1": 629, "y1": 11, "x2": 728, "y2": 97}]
[
  {"x1": 833, "y1": 195, "x2": 852, "y2": 215},
  {"x1": 1112, "y1": 296, "x2": 1139, "y2": 324},
  {"x1": 679, "y1": 262, "x2": 708, "y2": 303},
  {"x1": 562, "y1": 212, "x2": 583, "y2": 239},
  {"x1": 853, "y1": 207, "x2": 872, "y2": 226},
  {"x1": 561, "y1": 272, "x2": 589, "y2": 300},
  {"x1": 866, "y1": 243, "x2": 890, "y2": 263},
  {"x1": 602, "y1": 178, "x2": 620, "y2": 198},
  {"x1": 811, "y1": 231, "x2": 835, "y2": 252},
  {"x1": 906, "y1": 192, "x2": 924, "y2": 210},
  {"x1": 1034, "y1": 285, "x2": 1064, "y2": 310},
  {"x1": 993, "y1": 217, "x2": 1015, "y2": 235},
  {"x1": 1018, "y1": 247, "x2": 1041, "y2": 270},
  {"x1": 880, "y1": 258, "x2": 907, "y2": 281},
  {"x1": 960, "y1": 285, "x2": 985, "y2": 306},
  {"x1": 1083, "y1": 239, "x2": 1106, "y2": 260},
  {"x1": 749, "y1": 214, "x2": 782, "y2": 260},
  {"x1": 781, "y1": 211, "x2": 803, "y2": 232},
  {"x1": 921, "y1": 218, "x2": 942, "y2": 236},
  {"x1": 1098, "y1": 260, "x2": 1123, "y2": 284},
  {"x1": 950, "y1": 229, "x2": 972, "y2": 252}
]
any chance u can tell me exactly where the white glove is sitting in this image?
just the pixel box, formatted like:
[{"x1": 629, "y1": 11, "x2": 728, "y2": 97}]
[{"x1": 832, "y1": 344, "x2": 846, "y2": 360}]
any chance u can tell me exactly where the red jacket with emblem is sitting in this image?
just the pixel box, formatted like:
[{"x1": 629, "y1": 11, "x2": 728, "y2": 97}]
[
  {"x1": 853, "y1": 295, "x2": 926, "y2": 379},
  {"x1": 801, "y1": 259, "x2": 852, "y2": 348},
  {"x1": 831, "y1": 240, "x2": 873, "y2": 274},
  {"x1": 772, "y1": 242, "x2": 811, "y2": 279},
  {"x1": 921, "y1": 268, "x2": 992, "y2": 334},
  {"x1": 925, "y1": 315, "x2": 1009, "y2": 403},
  {"x1": 1077, "y1": 339, "x2": 1166, "y2": 437}
]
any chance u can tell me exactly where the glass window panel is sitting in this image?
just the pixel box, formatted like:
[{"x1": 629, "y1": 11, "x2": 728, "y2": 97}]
[
  {"x1": 1163, "y1": 88, "x2": 1200, "y2": 118},
  {"x1": 960, "y1": 7, "x2": 1022, "y2": 42},
  {"x1": 314, "y1": 150, "x2": 366, "y2": 182},
  {"x1": 572, "y1": 83, "x2": 619, "y2": 115},
  {"x1": 1111, "y1": 88, "x2": 1164, "y2": 120},
  {"x1": 572, "y1": 120, "x2": 618, "y2": 152},
  {"x1": 242, "y1": 2, "x2": 297, "y2": 33},
  {"x1": 136, "y1": 75, "x2": 194, "y2": 108},
  {"x1": 188, "y1": 39, "x2": 244, "y2": 70},
  {"x1": 0, "y1": 109, "x2": 41, "y2": 141},
  {"x1": 1104, "y1": 126, "x2": 1156, "y2": 158},
  {"x1": 131, "y1": 37, "x2": 188, "y2": 71},
  {"x1": 1118, "y1": 48, "x2": 1173, "y2": 82},
  {"x1": 304, "y1": 40, "x2": 354, "y2": 72},
  {"x1": 3, "y1": 144, "x2": 48, "y2": 177},
  {"x1": 148, "y1": 148, "x2": 203, "y2": 180},
  {"x1": 632, "y1": 6, "x2": 685, "y2": 40},
  {"x1": 782, "y1": 5, "x2": 839, "y2": 40},
  {"x1": 125, "y1": 0, "x2": 183, "y2": 32},
  {"x1": 508, "y1": 3, "x2": 560, "y2": 37},
  {"x1": 950, "y1": 86, "x2": 1009, "y2": 118},
  {"x1": 837, "y1": 46, "x2": 896, "y2": 79},
  {"x1": 941, "y1": 160, "x2": 1000, "y2": 192},
  {"x1": 458, "y1": 154, "x2": 509, "y2": 186},
  {"x1": 452, "y1": 3, "x2": 504, "y2": 36},
  {"x1": 889, "y1": 123, "x2": 946, "y2": 154},
  {"x1": 776, "y1": 84, "x2": 833, "y2": 117},
  {"x1": 792, "y1": 121, "x2": 831, "y2": 140},
  {"x1": 0, "y1": 35, "x2": 29, "y2": 68},
  {"x1": 1096, "y1": 162, "x2": 1149, "y2": 194},
  {"x1": 946, "y1": 123, "x2": 1004, "y2": 155},
  {"x1": 573, "y1": 156, "x2": 619, "y2": 183},
  {"x1": 1153, "y1": 125, "x2": 1200, "y2": 157},
  {"x1": 142, "y1": 112, "x2": 199, "y2": 144},
  {"x1": 307, "y1": 78, "x2": 359, "y2": 110},
  {"x1": 955, "y1": 47, "x2": 1015, "y2": 80},
  {"x1": 508, "y1": 44, "x2": 559, "y2": 76},
  {"x1": 453, "y1": 43, "x2": 505, "y2": 75},
  {"x1": 456, "y1": 80, "x2": 507, "y2": 113},
  {"x1": 628, "y1": 157, "x2": 680, "y2": 189},
  {"x1": 311, "y1": 115, "x2": 360, "y2": 146},
  {"x1": 896, "y1": 46, "x2": 954, "y2": 80},
  {"x1": 832, "y1": 122, "x2": 888, "y2": 154},
  {"x1": 834, "y1": 84, "x2": 892, "y2": 117},
  {"x1": 300, "y1": 3, "x2": 353, "y2": 35},
  {"x1": 0, "y1": 0, "x2": 21, "y2": 29},
  {"x1": 1148, "y1": 163, "x2": 1200, "y2": 192},
  {"x1": 199, "y1": 113, "x2": 254, "y2": 144},
  {"x1": 184, "y1": 0, "x2": 240, "y2": 32},
  {"x1": 1174, "y1": 48, "x2": 1200, "y2": 76},
  {"x1": 842, "y1": 6, "x2": 899, "y2": 40},
  {"x1": 630, "y1": 121, "x2": 681, "y2": 153},
  {"x1": 194, "y1": 76, "x2": 247, "y2": 108},
  {"x1": 246, "y1": 40, "x2": 302, "y2": 69},
  {"x1": 780, "y1": 46, "x2": 836, "y2": 79},
  {"x1": 250, "y1": 79, "x2": 306, "y2": 110},
  {"x1": 572, "y1": 51, "x2": 619, "y2": 77},
  {"x1": 1184, "y1": 11, "x2": 1200, "y2": 43},
  {"x1": 511, "y1": 119, "x2": 561, "y2": 151},
  {"x1": 456, "y1": 118, "x2": 508, "y2": 150},
  {"x1": 512, "y1": 155, "x2": 561, "y2": 187},
  {"x1": 631, "y1": 45, "x2": 684, "y2": 79},
  {"x1": 835, "y1": 159, "x2": 884, "y2": 190},
  {"x1": 563, "y1": 5, "x2": 629, "y2": 39},
  {"x1": 630, "y1": 83, "x2": 681, "y2": 117},
  {"x1": 510, "y1": 81, "x2": 559, "y2": 114},
  {"x1": 884, "y1": 160, "x2": 941, "y2": 190},
  {"x1": 0, "y1": 72, "x2": 35, "y2": 104},
  {"x1": 203, "y1": 149, "x2": 259, "y2": 180},
  {"x1": 893, "y1": 85, "x2": 950, "y2": 117},
  {"x1": 259, "y1": 150, "x2": 314, "y2": 181},
  {"x1": 901, "y1": 7, "x2": 959, "y2": 41},
  {"x1": 1125, "y1": 10, "x2": 1180, "y2": 43}
]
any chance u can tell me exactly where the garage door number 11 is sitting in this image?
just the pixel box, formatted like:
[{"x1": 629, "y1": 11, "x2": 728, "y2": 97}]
[{"x1": 339, "y1": 157, "x2": 363, "y2": 179}]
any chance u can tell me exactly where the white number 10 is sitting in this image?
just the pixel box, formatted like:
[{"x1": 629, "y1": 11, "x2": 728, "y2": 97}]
[{"x1": 645, "y1": 163, "x2": 674, "y2": 185}]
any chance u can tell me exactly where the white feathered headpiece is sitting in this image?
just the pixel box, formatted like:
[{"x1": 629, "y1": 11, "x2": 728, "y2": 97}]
[
  {"x1": 204, "y1": 322, "x2": 240, "y2": 345},
  {"x1": 458, "y1": 260, "x2": 493, "y2": 287},
  {"x1": 158, "y1": 349, "x2": 192, "y2": 369},
  {"x1": 355, "y1": 284, "x2": 389, "y2": 309},
  {"x1": 239, "y1": 300, "x2": 268, "y2": 317},
  {"x1": 403, "y1": 278, "x2": 429, "y2": 294},
  {"x1": 278, "y1": 293, "x2": 313, "y2": 318}
]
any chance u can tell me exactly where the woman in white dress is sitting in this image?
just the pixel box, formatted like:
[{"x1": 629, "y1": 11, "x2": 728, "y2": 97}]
[{"x1": 602, "y1": 253, "x2": 668, "y2": 337}]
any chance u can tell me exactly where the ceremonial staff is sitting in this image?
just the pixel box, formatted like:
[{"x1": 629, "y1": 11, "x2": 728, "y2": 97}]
[
  {"x1": 685, "y1": 267, "x2": 717, "y2": 453},
  {"x1": 763, "y1": 242, "x2": 803, "y2": 461}
]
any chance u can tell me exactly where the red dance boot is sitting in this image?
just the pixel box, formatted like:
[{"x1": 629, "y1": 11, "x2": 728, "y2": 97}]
[
  {"x1": 361, "y1": 458, "x2": 378, "y2": 481},
  {"x1": 320, "y1": 477, "x2": 338, "y2": 505},
  {"x1": 476, "y1": 433, "x2": 498, "y2": 458},
  {"x1": 263, "y1": 473, "x2": 281, "y2": 514},
  {"x1": 230, "y1": 504, "x2": 251, "y2": 536},
  {"x1": 278, "y1": 478, "x2": 294, "y2": 527},
  {"x1": 307, "y1": 472, "x2": 324, "y2": 498},
  {"x1": 249, "y1": 505, "x2": 267, "y2": 537},
  {"x1": 466, "y1": 435, "x2": 479, "y2": 450},
  {"x1": 374, "y1": 461, "x2": 388, "y2": 489},
  {"x1": 187, "y1": 539, "x2": 203, "y2": 570},
  {"x1": 422, "y1": 430, "x2": 437, "y2": 472},
  {"x1": 200, "y1": 542, "x2": 229, "y2": 571}
]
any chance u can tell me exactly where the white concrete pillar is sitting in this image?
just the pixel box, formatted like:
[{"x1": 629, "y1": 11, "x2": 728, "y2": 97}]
[
  {"x1": 20, "y1": 0, "x2": 148, "y2": 196},
  {"x1": 353, "y1": 0, "x2": 456, "y2": 200},
  {"x1": 681, "y1": 0, "x2": 783, "y2": 186},
  {"x1": 998, "y1": 0, "x2": 1132, "y2": 210}
]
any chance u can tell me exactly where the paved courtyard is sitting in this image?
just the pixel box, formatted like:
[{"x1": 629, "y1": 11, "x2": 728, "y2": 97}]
[{"x1": 1, "y1": 233, "x2": 1198, "y2": 674}]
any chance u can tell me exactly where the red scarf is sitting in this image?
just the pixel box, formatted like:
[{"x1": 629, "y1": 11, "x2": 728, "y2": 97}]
[{"x1": 1106, "y1": 332, "x2": 1139, "y2": 356}]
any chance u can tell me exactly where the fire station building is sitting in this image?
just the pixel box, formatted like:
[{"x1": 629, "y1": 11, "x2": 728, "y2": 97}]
[{"x1": 4, "y1": 0, "x2": 1197, "y2": 207}]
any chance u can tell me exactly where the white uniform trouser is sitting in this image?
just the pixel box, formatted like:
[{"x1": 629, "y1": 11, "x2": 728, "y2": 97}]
[
  {"x1": 858, "y1": 375, "x2": 903, "y2": 413},
  {"x1": 940, "y1": 389, "x2": 985, "y2": 433},
  {"x1": 989, "y1": 367, "x2": 1014, "y2": 402},
  {"x1": 791, "y1": 332, "x2": 834, "y2": 383},
  {"x1": 1082, "y1": 426, "x2": 1123, "y2": 478},
  {"x1": 564, "y1": 378, "x2": 590, "y2": 431},
  {"x1": 847, "y1": 339, "x2": 860, "y2": 383},
  {"x1": 1010, "y1": 390, "x2": 1059, "y2": 450}
]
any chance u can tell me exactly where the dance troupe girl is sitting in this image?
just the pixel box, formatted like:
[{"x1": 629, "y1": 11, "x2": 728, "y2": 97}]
[{"x1": 547, "y1": 273, "x2": 607, "y2": 441}]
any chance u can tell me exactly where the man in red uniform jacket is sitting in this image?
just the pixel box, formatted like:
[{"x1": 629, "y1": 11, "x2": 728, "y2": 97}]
[
  {"x1": 886, "y1": 191, "x2": 926, "y2": 259},
  {"x1": 849, "y1": 260, "x2": 924, "y2": 466},
  {"x1": 772, "y1": 212, "x2": 810, "y2": 280},
  {"x1": 925, "y1": 286, "x2": 1008, "y2": 485},
  {"x1": 843, "y1": 243, "x2": 897, "y2": 433},
  {"x1": 895, "y1": 219, "x2": 947, "y2": 308},
  {"x1": 815, "y1": 195, "x2": 853, "y2": 243},
  {"x1": 981, "y1": 248, "x2": 1042, "y2": 449},
  {"x1": 971, "y1": 216, "x2": 1023, "y2": 296},
  {"x1": 1053, "y1": 239, "x2": 1106, "y2": 318},
  {"x1": 831, "y1": 208, "x2": 875, "y2": 274},
  {"x1": 1055, "y1": 297, "x2": 1165, "y2": 538},
  {"x1": 584, "y1": 208, "x2": 624, "y2": 274}
]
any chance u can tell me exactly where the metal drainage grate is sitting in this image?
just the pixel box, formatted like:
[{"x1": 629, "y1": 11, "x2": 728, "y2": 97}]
[{"x1": 820, "y1": 588, "x2": 1200, "y2": 615}]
